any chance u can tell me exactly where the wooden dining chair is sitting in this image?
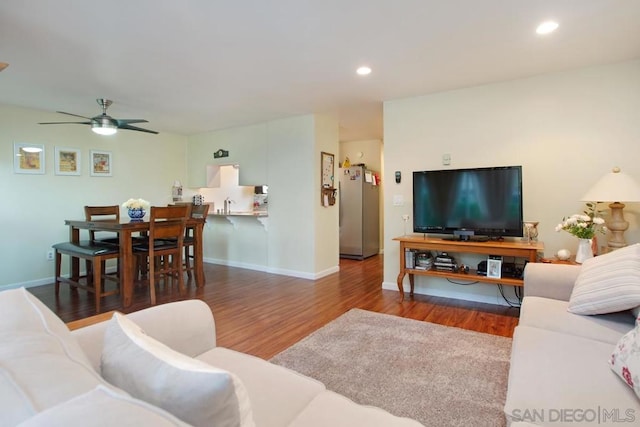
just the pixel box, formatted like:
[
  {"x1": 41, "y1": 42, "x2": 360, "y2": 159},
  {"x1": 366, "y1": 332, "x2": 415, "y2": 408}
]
[
  {"x1": 52, "y1": 241, "x2": 120, "y2": 313},
  {"x1": 83, "y1": 205, "x2": 121, "y2": 283},
  {"x1": 183, "y1": 204, "x2": 209, "y2": 280},
  {"x1": 134, "y1": 205, "x2": 188, "y2": 305},
  {"x1": 84, "y1": 205, "x2": 121, "y2": 246}
]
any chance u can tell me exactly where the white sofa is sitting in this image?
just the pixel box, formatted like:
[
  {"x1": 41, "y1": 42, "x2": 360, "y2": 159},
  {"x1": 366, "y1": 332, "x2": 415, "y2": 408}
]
[
  {"x1": 0, "y1": 287, "x2": 423, "y2": 427},
  {"x1": 504, "y1": 263, "x2": 639, "y2": 426}
]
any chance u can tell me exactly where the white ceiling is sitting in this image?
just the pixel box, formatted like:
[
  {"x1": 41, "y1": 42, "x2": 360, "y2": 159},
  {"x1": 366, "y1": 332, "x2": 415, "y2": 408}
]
[{"x1": 1, "y1": 1, "x2": 639, "y2": 141}]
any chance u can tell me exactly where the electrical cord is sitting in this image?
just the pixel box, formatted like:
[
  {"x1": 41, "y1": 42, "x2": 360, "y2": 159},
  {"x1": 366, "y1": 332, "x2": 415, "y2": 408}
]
[
  {"x1": 446, "y1": 278, "x2": 480, "y2": 286},
  {"x1": 498, "y1": 283, "x2": 522, "y2": 308}
]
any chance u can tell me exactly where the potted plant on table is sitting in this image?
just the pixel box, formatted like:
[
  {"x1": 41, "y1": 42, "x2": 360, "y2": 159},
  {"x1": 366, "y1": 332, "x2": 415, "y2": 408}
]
[
  {"x1": 122, "y1": 198, "x2": 150, "y2": 221},
  {"x1": 555, "y1": 202, "x2": 606, "y2": 263}
]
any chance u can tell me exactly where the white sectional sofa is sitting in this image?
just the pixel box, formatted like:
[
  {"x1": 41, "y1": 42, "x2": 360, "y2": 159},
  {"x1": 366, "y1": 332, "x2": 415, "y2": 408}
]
[
  {"x1": 0, "y1": 287, "x2": 423, "y2": 427},
  {"x1": 505, "y1": 261, "x2": 640, "y2": 426}
]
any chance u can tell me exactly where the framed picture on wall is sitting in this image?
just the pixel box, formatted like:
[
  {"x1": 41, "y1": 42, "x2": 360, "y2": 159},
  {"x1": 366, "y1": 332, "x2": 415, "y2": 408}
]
[
  {"x1": 54, "y1": 147, "x2": 81, "y2": 176},
  {"x1": 90, "y1": 150, "x2": 112, "y2": 177},
  {"x1": 13, "y1": 142, "x2": 45, "y2": 174}
]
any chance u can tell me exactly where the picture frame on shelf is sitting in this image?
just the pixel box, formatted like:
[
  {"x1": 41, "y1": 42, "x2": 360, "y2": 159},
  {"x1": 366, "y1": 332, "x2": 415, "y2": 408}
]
[
  {"x1": 13, "y1": 142, "x2": 45, "y2": 174},
  {"x1": 487, "y1": 258, "x2": 502, "y2": 279},
  {"x1": 54, "y1": 147, "x2": 81, "y2": 176},
  {"x1": 90, "y1": 150, "x2": 112, "y2": 177}
]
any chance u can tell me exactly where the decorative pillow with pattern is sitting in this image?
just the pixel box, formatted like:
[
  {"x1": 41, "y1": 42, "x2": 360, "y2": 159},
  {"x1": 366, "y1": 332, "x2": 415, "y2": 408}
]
[
  {"x1": 609, "y1": 322, "x2": 640, "y2": 399},
  {"x1": 568, "y1": 244, "x2": 640, "y2": 315}
]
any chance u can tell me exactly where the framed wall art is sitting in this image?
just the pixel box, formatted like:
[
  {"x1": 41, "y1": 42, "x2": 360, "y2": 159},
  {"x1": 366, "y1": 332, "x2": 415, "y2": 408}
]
[
  {"x1": 13, "y1": 142, "x2": 45, "y2": 174},
  {"x1": 320, "y1": 151, "x2": 336, "y2": 206},
  {"x1": 54, "y1": 147, "x2": 81, "y2": 176},
  {"x1": 90, "y1": 150, "x2": 112, "y2": 177}
]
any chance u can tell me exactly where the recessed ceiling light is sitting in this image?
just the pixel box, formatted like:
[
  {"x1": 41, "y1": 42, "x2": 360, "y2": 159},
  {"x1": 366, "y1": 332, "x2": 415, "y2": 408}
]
[
  {"x1": 356, "y1": 66, "x2": 372, "y2": 76},
  {"x1": 536, "y1": 21, "x2": 559, "y2": 35}
]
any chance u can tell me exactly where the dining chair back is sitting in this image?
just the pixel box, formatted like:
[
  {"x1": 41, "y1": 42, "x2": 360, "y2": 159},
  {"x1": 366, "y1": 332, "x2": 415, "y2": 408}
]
[
  {"x1": 183, "y1": 203, "x2": 210, "y2": 280},
  {"x1": 134, "y1": 205, "x2": 188, "y2": 305},
  {"x1": 84, "y1": 205, "x2": 121, "y2": 245}
]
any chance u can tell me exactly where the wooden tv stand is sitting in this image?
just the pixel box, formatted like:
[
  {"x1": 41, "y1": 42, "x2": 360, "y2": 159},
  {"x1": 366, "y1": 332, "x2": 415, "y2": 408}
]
[{"x1": 393, "y1": 235, "x2": 544, "y2": 302}]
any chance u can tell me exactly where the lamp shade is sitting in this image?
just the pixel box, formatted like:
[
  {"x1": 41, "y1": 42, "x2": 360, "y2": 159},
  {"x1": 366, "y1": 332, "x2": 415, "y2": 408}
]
[{"x1": 581, "y1": 167, "x2": 640, "y2": 203}]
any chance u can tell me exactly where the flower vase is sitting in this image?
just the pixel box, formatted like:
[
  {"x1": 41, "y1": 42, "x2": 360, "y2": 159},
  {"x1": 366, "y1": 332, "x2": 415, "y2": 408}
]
[
  {"x1": 575, "y1": 238, "x2": 594, "y2": 264},
  {"x1": 127, "y1": 208, "x2": 146, "y2": 221}
]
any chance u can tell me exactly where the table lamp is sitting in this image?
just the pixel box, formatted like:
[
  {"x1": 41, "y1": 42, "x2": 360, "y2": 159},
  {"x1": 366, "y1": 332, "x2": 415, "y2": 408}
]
[{"x1": 581, "y1": 167, "x2": 640, "y2": 250}]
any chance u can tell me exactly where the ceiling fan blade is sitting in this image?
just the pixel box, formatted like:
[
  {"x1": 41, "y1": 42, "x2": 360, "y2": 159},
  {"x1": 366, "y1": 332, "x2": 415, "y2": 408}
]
[
  {"x1": 56, "y1": 111, "x2": 93, "y2": 120},
  {"x1": 116, "y1": 118, "x2": 149, "y2": 125},
  {"x1": 39, "y1": 121, "x2": 92, "y2": 125},
  {"x1": 118, "y1": 124, "x2": 159, "y2": 134}
]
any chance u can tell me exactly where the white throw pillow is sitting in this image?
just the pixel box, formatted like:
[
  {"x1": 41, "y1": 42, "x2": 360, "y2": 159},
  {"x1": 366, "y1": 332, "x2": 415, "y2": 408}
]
[
  {"x1": 568, "y1": 244, "x2": 640, "y2": 315},
  {"x1": 0, "y1": 288, "x2": 105, "y2": 425},
  {"x1": 610, "y1": 322, "x2": 640, "y2": 399},
  {"x1": 101, "y1": 313, "x2": 254, "y2": 427},
  {"x1": 17, "y1": 385, "x2": 191, "y2": 427}
]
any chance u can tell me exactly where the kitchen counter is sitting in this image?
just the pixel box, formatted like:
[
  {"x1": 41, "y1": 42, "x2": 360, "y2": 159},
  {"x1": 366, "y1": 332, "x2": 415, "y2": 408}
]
[
  {"x1": 209, "y1": 211, "x2": 268, "y2": 217},
  {"x1": 209, "y1": 211, "x2": 269, "y2": 230}
]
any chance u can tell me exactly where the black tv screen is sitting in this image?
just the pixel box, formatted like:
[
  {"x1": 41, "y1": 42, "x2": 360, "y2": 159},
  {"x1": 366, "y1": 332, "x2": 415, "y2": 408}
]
[{"x1": 412, "y1": 166, "x2": 523, "y2": 239}]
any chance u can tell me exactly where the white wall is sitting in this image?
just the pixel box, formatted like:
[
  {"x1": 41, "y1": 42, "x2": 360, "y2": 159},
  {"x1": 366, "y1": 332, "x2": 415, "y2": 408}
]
[
  {"x1": 187, "y1": 114, "x2": 340, "y2": 279},
  {"x1": 339, "y1": 139, "x2": 382, "y2": 172},
  {"x1": 1, "y1": 104, "x2": 187, "y2": 289},
  {"x1": 383, "y1": 60, "x2": 640, "y2": 305},
  {"x1": 314, "y1": 114, "x2": 340, "y2": 275}
]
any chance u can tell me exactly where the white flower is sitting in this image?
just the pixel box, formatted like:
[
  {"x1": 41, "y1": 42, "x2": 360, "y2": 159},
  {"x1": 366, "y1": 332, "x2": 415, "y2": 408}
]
[
  {"x1": 556, "y1": 205, "x2": 606, "y2": 239},
  {"x1": 122, "y1": 198, "x2": 150, "y2": 210}
]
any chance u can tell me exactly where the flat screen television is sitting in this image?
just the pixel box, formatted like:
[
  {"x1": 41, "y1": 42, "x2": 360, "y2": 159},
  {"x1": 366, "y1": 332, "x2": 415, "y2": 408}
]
[{"x1": 412, "y1": 166, "x2": 523, "y2": 240}]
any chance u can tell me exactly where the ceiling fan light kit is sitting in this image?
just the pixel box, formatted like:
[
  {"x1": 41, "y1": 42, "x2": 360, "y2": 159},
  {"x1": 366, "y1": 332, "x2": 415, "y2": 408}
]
[
  {"x1": 92, "y1": 115, "x2": 118, "y2": 135},
  {"x1": 39, "y1": 98, "x2": 158, "y2": 135}
]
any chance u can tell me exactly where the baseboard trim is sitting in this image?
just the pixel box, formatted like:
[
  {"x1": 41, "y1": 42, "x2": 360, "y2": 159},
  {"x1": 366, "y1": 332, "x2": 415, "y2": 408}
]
[
  {"x1": 381, "y1": 281, "x2": 512, "y2": 306},
  {"x1": 2, "y1": 260, "x2": 341, "y2": 291},
  {"x1": 204, "y1": 257, "x2": 340, "y2": 280}
]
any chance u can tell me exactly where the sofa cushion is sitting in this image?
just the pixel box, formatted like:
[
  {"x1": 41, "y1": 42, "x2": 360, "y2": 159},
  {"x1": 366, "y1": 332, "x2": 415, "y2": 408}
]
[
  {"x1": 197, "y1": 346, "x2": 325, "y2": 427},
  {"x1": 17, "y1": 385, "x2": 191, "y2": 427},
  {"x1": 101, "y1": 313, "x2": 254, "y2": 427},
  {"x1": 0, "y1": 288, "x2": 105, "y2": 425},
  {"x1": 519, "y1": 296, "x2": 633, "y2": 344},
  {"x1": 568, "y1": 244, "x2": 640, "y2": 315},
  {"x1": 505, "y1": 325, "x2": 640, "y2": 425},
  {"x1": 610, "y1": 322, "x2": 640, "y2": 399},
  {"x1": 287, "y1": 390, "x2": 424, "y2": 427}
]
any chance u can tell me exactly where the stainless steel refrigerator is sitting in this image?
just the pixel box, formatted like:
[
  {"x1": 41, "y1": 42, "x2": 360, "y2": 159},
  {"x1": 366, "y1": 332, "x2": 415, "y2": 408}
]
[{"x1": 339, "y1": 166, "x2": 380, "y2": 259}]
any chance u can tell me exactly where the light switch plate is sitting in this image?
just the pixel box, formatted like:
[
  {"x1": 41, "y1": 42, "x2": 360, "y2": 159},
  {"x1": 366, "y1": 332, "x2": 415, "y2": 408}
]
[{"x1": 393, "y1": 195, "x2": 404, "y2": 206}]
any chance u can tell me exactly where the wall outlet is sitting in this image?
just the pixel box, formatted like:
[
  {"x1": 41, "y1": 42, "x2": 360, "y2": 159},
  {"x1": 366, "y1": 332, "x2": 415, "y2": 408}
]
[
  {"x1": 402, "y1": 214, "x2": 410, "y2": 221},
  {"x1": 46, "y1": 250, "x2": 54, "y2": 261}
]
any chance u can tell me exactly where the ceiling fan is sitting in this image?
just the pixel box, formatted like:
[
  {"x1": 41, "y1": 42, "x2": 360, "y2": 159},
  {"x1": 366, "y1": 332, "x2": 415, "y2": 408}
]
[{"x1": 39, "y1": 98, "x2": 158, "y2": 135}]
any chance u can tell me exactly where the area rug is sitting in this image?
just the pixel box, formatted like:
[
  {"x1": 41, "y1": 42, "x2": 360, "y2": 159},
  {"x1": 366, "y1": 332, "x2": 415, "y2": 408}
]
[{"x1": 270, "y1": 308, "x2": 512, "y2": 426}]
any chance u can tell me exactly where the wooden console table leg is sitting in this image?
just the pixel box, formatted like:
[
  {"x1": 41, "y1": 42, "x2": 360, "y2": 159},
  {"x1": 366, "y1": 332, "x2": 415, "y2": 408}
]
[
  {"x1": 397, "y1": 271, "x2": 406, "y2": 302},
  {"x1": 409, "y1": 273, "x2": 415, "y2": 297}
]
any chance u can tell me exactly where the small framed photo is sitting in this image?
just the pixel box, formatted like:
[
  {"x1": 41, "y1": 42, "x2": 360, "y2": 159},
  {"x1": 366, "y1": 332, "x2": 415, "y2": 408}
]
[
  {"x1": 13, "y1": 142, "x2": 45, "y2": 174},
  {"x1": 487, "y1": 258, "x2": 502, "y2": 279},
  {"x1": 55, "y1": 147, "x2": 81, "y2": 176},
  {"x1": 90, "y1": 150, "x2": 112, "y2": 177}
]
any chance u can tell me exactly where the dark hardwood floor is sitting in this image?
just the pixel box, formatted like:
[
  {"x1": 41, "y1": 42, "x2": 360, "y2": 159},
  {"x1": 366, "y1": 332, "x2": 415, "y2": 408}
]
[{"x1": 29, "y1": 255, "x2": 520, "y2": 359}]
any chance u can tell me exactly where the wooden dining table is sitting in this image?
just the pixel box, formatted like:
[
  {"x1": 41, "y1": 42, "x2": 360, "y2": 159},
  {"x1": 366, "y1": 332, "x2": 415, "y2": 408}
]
[{"x1": 64, "y1": 217, "x2": 206, "y2": 308}]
